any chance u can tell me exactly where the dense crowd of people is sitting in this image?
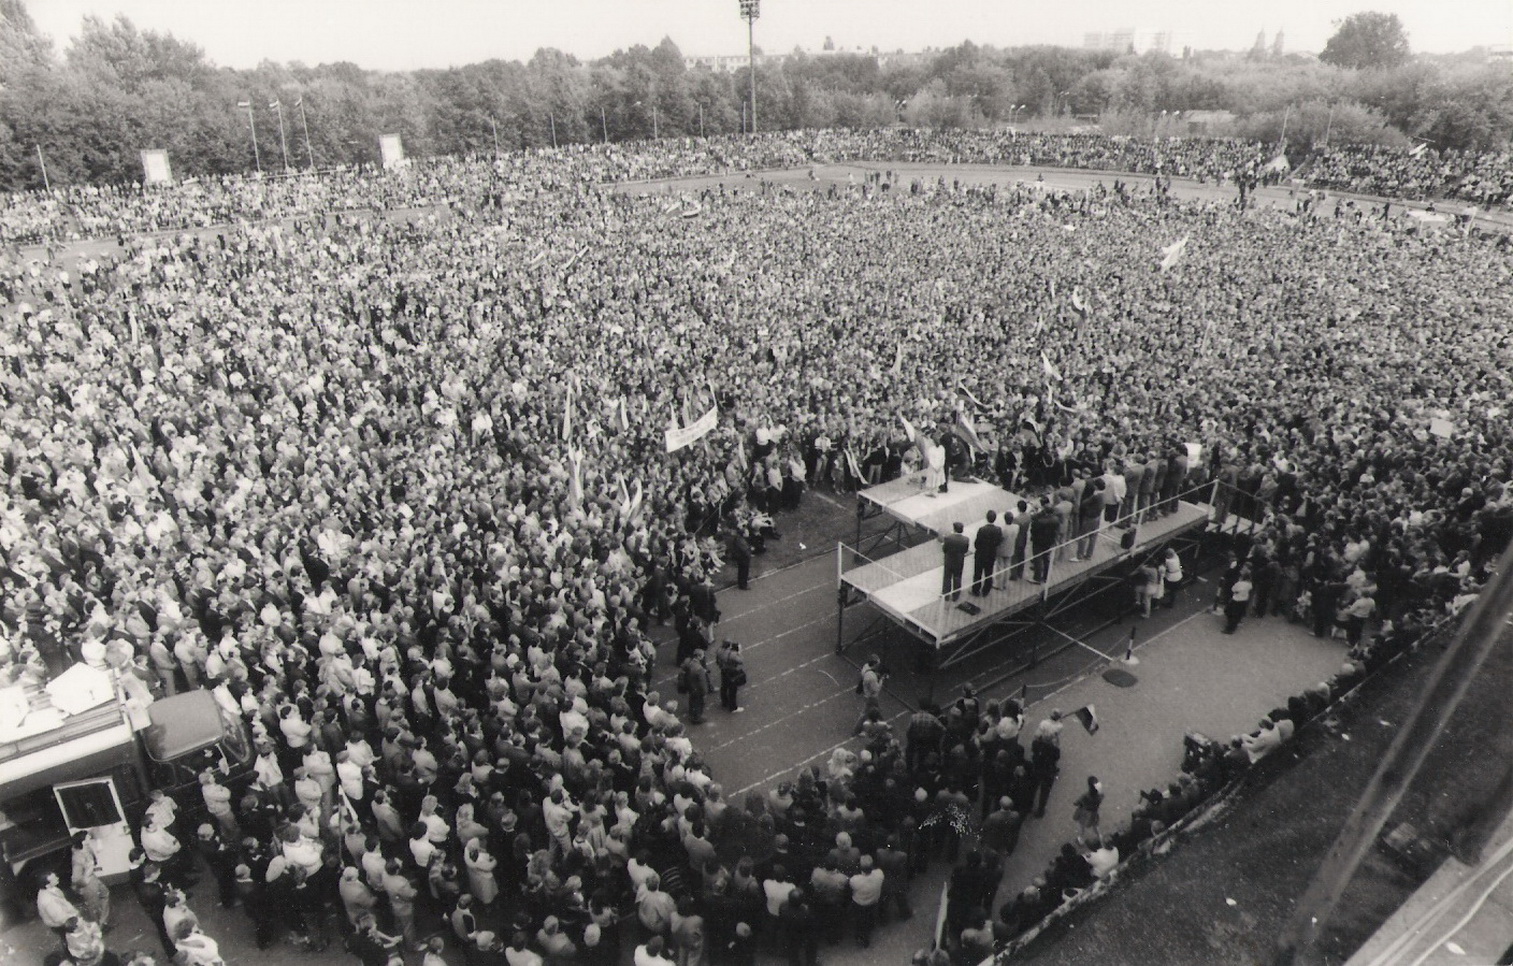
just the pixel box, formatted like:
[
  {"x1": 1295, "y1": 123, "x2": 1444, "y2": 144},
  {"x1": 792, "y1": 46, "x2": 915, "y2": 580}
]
[
  {"x1": 1305, "y1": 143, "x2": 1513, "y2": 208},
  {"x1": 3, "y1": 129, "x2": 1511, "y2": 246},
  {"x1": 3, "y1": 131, "x2": 1512, "y2": 966}
]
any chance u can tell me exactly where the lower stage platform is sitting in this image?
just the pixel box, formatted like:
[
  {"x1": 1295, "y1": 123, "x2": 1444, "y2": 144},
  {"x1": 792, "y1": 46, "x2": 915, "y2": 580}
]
[{"x1": 840, "y1": 499, "x2": 1212, "y2": 649}]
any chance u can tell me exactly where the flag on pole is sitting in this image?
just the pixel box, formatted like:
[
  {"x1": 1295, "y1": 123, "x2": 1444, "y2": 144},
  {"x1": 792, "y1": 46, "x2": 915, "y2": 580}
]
[
  {"x1": 901, "y1": 415, "x2": 922, "y2": 450},
  {"x1": 953, "y1": 411, "x2": 985, "y2": 454},
  {"x1": 1122, "y1": 626, "x2": 1139, "y2": 666},
  {"x1": 1072, "y1": 705, "x2": 1100, "y2": 735},
  {"x1": 561, "y1": 383, "x2": 574, "y2": 441},
  {"x1": 294, "y1": 96, "x2": 303, "y2": 107},
  {"x1": 1040, "y1": 351, "x2": 1062, "y2": 382},
  {"x1": 567, "y1": 448, "x2": 584, "y2": 507},
  {"x1": 269, "y1": 99, "x2": 280, "y2": 109},
  {"x1": 1019, "y1": 682, "x2": 1028, "y2": 702},
  {"x1": 1071, "y1": 287, "x2": 1090, "y2": 321},
  {"x1": 1159, "y1": 235, "x2": 1189, "y2": 273},
  {"x1": 957, "y1": 381, "x2": 987, "y2": 411},
  {"x1": 618, "y1": 398, "x2": 630, "y2": 433},
  {"x1": 845, "y1": 446, "x2": 864, "y2": 484},
  {"x1": 891, "y1": 342, "x2": 905, "y2": 375},
  {"x1": 1408, "y1": 142, "x2": 1427, "y2": 158}
]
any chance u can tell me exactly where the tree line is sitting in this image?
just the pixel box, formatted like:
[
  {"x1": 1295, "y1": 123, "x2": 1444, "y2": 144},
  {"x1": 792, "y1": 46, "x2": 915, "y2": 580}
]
[{"x1": 1, "y1": 2, "x2": 1509, "y2": 192}]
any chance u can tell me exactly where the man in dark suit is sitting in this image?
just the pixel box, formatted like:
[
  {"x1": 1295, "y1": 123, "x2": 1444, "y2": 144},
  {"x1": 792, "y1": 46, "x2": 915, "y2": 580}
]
[
  {"x1": 971, "y1": 511, "x2": 1003, "y2": 596},
  {"x1": 941, "y1": 523, "x2": 970, "y2": 601},
  {"x1": 727, "y1": 527, "x2": 753, "y2": 590},
  {"x1": 1029, "y1": 499, "x2": 1061, "y2": 583},
  {"x1": 1010, "y1": 500, "x2": 1032, "y2": 579}
]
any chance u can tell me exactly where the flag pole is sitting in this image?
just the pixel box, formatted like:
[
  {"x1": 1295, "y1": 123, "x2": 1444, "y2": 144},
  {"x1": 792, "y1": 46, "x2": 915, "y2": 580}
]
[
  {"x1": 237, "y1": 100, "x2": 262, "y2": 175},
  {"x1": 272, "y1": 100, "x2": 291, "y2": 172},
  {"x1": 36, "y1": 145, "x2": 50, "y2": 190},
  {"x1": 297, "y1": 98, "x2": 314, "y2": 168}
]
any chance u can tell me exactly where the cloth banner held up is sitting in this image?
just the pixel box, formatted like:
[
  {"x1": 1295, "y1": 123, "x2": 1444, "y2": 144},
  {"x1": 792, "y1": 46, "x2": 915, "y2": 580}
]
[{"x1": 664, "y1": 406, "x2": 718, "y2": 453}]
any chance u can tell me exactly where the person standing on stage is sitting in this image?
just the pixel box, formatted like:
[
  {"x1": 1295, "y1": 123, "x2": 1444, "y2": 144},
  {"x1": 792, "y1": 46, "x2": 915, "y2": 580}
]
[
  {"x1": 995, "y1": 511, "x2": 1018, "y2": 590},
  {"x1": 1076, "y1": 478, "x2": 1106, "y2": 561},
  {"x1": 972, "y1": 511, "x2": 1003, "y2": 596},
  {"x1": 1029, "y1": 499, "x2": 1060, "y2": 583},
  {"x1": 942, "y1": 523, "x2": 970, "y2": 601}
]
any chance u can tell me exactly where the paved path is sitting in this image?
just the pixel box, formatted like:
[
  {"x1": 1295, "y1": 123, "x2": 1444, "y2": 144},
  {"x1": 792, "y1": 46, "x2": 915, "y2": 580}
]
[{"x1": 678, "y1": 512, "x2": 1352, "y2": 966}]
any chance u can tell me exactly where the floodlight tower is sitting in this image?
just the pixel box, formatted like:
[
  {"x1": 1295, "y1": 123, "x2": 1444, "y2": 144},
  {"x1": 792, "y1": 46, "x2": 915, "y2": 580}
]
[{"x1": 739, "y1": 0, "x2": 759, "y2": 133}]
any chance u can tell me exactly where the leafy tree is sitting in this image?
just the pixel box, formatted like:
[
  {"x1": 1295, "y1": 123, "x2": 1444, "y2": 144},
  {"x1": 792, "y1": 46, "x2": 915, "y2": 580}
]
[{"x1": 1320, "y1": 12, "x2": 1411, "y2": 70}]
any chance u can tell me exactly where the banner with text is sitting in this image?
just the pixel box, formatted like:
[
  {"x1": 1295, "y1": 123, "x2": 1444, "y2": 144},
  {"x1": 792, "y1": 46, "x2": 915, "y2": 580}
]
[{"x1": 664, "y1": 407, "x2": 718, "y2": 453}]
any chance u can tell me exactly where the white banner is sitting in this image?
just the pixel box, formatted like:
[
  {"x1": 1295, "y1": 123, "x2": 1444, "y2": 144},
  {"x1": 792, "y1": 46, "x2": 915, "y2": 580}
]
[
  {"x1": 140, "y1": 149, "x2": 172, "y2": 185},
  {"x1": 664, "y1": 407, "x2": 718, "y2": 453},
  {"x1": 378, "y1": 133, "x2": 405, "y2": 170}
]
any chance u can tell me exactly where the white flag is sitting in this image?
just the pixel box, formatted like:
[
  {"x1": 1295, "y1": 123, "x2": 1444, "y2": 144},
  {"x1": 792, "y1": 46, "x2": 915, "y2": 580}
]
[{"x1": 1159, "y1": 235, "x2": 1189, "y2": 273}]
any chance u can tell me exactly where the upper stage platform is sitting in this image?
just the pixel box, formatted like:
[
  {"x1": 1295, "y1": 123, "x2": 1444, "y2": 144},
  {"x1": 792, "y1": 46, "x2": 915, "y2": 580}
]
[{"x1": 858, "y1": 476, "x2": 1025, "y2": 539}]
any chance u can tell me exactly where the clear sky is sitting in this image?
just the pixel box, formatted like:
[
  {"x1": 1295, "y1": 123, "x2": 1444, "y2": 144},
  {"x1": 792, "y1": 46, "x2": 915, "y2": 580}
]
[{"x1": 24, "y1": 0, "x2": 1513, "y2": 70}]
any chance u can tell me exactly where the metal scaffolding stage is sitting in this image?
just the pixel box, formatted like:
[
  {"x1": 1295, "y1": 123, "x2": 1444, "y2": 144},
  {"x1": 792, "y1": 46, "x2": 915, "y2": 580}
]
[{"x1": 837, "y1": 479, "x2": 1218, "y2": 699}]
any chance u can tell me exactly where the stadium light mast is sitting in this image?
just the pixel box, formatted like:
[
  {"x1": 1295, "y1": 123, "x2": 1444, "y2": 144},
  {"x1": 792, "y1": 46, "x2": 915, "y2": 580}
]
[
  {"x1": 739, "y1": 0, "x2": 759, "y2": 134},
  {"x1": 236, "y1": 100, "x2": 262, "y2": 175}
]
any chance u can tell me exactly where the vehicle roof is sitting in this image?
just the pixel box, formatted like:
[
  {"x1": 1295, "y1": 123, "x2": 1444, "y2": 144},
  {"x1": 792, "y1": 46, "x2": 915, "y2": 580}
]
[{"x1": 143, "y1": 691, "x2": 225, "y2": 762}]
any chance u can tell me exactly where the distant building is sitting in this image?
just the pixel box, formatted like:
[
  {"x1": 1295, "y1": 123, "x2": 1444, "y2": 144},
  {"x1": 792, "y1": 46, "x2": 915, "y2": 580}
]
[
  {"x1": 1490, "y1": 44, "x2": 1513, "y2": 67},
  {"x1": 684, "y1": 52, "x2": 783, "y2": 73},
  {"x1": 684, "y1": 46, "x2": 884, "y2": 73},
  {"x1": 1083, "y1": 29, "x2": 1173, "y2": 55}
]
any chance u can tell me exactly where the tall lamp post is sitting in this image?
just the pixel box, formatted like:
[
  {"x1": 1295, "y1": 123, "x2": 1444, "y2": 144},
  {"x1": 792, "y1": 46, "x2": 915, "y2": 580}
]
[
  {"x1": 270, "y1": 99, "x2": 291, "y2": 172},
  {"x1": 236, "y1": 100, "x2": 262, "y2": 175},
  {"x1": 739, "y1": 0, "x2": 759, "y2": 134}
]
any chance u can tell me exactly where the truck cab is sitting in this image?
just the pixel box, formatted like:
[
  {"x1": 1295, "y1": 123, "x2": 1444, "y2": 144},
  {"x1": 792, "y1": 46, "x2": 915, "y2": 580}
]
[{"x1": 0, "y1": 673, "x2": 254, "y2": 895}]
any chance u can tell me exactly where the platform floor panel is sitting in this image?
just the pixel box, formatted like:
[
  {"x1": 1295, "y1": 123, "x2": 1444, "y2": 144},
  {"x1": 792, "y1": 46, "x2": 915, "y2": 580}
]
[
  {"x1": 841, "y1": 541, "x2": 943, "y2": 594},
  {"x1": 843, "y1": 501, "x2": 1212, "y2": 646},
  {"x1": 859, "y1": 477, "x2": 1025, "y2": 538}
]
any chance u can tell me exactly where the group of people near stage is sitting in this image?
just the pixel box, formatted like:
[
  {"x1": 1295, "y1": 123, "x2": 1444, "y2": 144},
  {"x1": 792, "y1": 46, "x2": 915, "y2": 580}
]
[{"x1": 3, "y1": 127, "x2": 1512, "y2": 966}]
